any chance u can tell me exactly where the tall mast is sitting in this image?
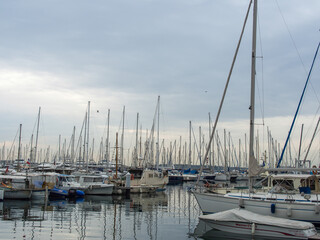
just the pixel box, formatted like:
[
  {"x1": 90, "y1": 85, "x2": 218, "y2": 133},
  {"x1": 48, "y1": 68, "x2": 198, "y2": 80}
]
[
  {"x1": 17, "y1": 124, "x2": 22, "y2": 171},
  {"x1": 189, "y1": 121, "x2": 192, "y2": 166},
  {"x1": 121, "y1": 106, "x2": 125, "y2": 169},
  {"x1": 34, "y1": 107, "x2": 41, "y2": 163},
  {"x1": 83, "y1": 111, "x2": 87, "y2": 168},
  {"x1": 17, "y1": 124, "x2": 22, "y2": 160},
  {"x1": 135, "y1": 113, "x2": 139, "y2": 168},
  {"x1": 71, "y1": 126, "x2": 75, "y2": 164},
  {"x1": 106, "y1": 109, "x2": 110, "y2": 165},
  {"x1": 115, "y1": 132, "x2": 118, "y2": 178},
  {"x1": 156, "y1": 96, "x2": 160, "y2": 170},
  {"x1": 248, "y1": 0, "x2": 258, "y2": 191},
  {"x1": 86, "y1": 101, "x2": 90, "y2": 172}
]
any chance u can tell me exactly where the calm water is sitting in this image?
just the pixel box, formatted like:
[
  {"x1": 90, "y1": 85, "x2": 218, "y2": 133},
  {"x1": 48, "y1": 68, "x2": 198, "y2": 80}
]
[
  {"x1": 1, "y1": 184, "x2": 319, "y2": 240},
  {"x1": 0, "y1": 184, "x2": 201, "y2": 240}
]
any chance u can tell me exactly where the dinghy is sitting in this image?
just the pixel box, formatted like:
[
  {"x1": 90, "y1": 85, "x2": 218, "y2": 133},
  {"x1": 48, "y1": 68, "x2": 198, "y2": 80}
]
[{"x1": 199, "y1": 208, "x2": 320, "y2": 239}]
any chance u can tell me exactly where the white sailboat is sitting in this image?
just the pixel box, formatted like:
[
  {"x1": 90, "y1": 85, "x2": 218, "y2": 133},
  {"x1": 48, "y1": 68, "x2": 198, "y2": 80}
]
[{"x1": 193, "y1": 0, "x2": 320, "y2": 224}]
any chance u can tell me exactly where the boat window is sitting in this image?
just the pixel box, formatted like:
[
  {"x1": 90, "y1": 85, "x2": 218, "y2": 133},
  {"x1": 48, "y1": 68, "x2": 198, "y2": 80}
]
[
  {"x1": 272, "y1": 180, "x2": 294, "y2": 191},
  {"x1": 83, "y1": 178, "x2": 93, "y2": 183},
  {"x1": 93, "y1": 178, "x2": 102, "y2": 182}
]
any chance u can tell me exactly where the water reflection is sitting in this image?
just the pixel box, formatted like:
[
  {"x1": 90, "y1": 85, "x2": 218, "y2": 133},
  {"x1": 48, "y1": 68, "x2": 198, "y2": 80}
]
[{"x1": 0, "y1": 184, "x2": 200, "y2": 240}]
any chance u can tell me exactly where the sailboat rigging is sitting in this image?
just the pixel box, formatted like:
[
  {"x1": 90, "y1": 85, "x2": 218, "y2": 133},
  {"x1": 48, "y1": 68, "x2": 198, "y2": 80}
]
[{"x1": 193, "y1": 0, "x2": 320, "y2": 224}]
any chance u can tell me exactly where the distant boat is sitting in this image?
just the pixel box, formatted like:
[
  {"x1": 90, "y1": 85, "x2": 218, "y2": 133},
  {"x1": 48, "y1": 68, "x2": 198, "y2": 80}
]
[
  {"x1": 56, "y1": 174, "x2": 85, "y2": 197},
  {"x1": 77, "y1": 175, "x2": 114, "y2": 195},
  {"x1": 199, "y1": 208, "x2": 319, "y2": 239},
  {"x1": 0, "y1": 175, "x2": 32, "y2": 200},
  {"x1": 49, "y1": 187, "x2": 68, "y2": 199},
  {"x1": 129, "y1": 169, "x2": 168, "y2": 190}
]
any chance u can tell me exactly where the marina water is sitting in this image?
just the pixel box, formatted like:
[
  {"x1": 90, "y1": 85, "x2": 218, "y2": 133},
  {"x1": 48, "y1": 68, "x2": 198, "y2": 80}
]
[
  {"x1": 0, "y1": 184, "x2": 200, "y2": 240},
  {"x1": 0, "y1": 183, "x2": 319, "y2": 240}
]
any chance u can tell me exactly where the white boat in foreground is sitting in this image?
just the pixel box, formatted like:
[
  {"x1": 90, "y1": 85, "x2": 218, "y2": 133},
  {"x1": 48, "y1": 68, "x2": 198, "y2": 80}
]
[{"x1": 199, "y1": 208, "x2": 319, "y2": 239}]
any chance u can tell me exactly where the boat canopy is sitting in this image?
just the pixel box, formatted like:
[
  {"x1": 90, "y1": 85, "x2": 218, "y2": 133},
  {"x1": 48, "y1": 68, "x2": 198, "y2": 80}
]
[{"x1": 200, "y1": 208, "x2": 314, "y2": 230}]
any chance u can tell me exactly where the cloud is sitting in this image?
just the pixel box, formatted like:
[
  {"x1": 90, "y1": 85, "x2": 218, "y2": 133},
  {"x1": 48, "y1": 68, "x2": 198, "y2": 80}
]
[{"x1": 0, "y1": 0, "x2": 319, "y2": 165}]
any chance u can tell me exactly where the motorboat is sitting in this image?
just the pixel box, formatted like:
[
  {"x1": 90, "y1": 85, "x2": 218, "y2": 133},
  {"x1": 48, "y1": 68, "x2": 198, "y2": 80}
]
[
  {"x1": 0, "y1": 175, "x2": 32, "y2": 199},
  {"x1": 199, "y1": 208, "x2": 319, "y2": 239},
  {"x1": 77, "y1": 175, "x2": 114, "y2": 195}
]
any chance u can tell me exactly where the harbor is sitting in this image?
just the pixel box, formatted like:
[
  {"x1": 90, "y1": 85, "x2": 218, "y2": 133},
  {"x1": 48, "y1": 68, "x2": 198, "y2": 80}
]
[
  {"x1": 0, "y1": 181, "x2": 319, "y2": 240},
  {"x1": 1, "y1": 0, "x2": 320, "y2": 239},
  {"x1": 0, "y1": 183, "x2": 200, "y2": 240}
]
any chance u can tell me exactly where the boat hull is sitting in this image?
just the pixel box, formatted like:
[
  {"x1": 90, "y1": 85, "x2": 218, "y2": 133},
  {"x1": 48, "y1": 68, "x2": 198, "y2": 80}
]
[
  {"x1": 203, "y1": 220, "x2": 317, "y2": 239},
  {"x1": 2, "y1": 188, "x2": 32, "y2": 200},
  {"x1": 193, "y1": 191, "x2": 320, "y2": 224},
  {"x1": 84, "y1": 185, "x2": 113, "y2": 195}
]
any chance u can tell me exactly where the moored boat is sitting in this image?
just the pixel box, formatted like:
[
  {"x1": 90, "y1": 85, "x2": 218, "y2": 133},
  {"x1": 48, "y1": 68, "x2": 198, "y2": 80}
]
[{"x1": 199, "y1": 208, "x2": 319, "y2": 239}]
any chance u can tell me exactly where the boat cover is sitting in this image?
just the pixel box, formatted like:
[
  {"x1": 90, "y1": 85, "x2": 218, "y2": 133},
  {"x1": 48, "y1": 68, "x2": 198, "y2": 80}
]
[{"x1": 199, "y1": 208, "x2": 314, "y2": 230}]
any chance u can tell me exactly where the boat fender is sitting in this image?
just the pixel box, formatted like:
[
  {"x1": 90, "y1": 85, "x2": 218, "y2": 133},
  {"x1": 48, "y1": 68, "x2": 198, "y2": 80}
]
[
  {"x1": 251, "y1": 223, "x2": 255, "y2": 235},
  {"x1": 312, "y1": 165, "x2": 318, "y2": 175},
  {"x1": 271, "y1": 203, "x2": 276, "y2": 214},
  {"x1": 239, "y1": 198, "x2": 245, "y2": 208},
  {"x1": 287, "y1": 206, "x2": 292, "y2": 217},
  {"x1": 315, "y1": 205, "x2": 320, "y2": 214}
]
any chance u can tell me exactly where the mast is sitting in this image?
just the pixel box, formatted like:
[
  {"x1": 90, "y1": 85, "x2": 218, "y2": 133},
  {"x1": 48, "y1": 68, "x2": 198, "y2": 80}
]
[
  {"x1": 277, "y1": 42, "x2": 320, "y2": 168},
  {"x1": 195, "y1": 0, "x2": 253, "y2": 186},
  {"x1": 106, "y1": 109, "x2": 110, "y2": 165},
  {"x1": 17, "y1": 124, "x2": 22, "y2": 171},
  {"x1": 58, "y1": 134, "x2": 61, "y2": 163},
  {"x1": 156, "y1": 96, "x2": 160, "y2": 170},
  {"x1": 248, "y1": 0, "x2": 258, "y2": 191},
  {"x1": 71, "y1": 126, "x2": 75, "y2": 164},
  {"x1": 135, "y1": 113, "x2": 139, "y2": 168},
  {"x1": 86, "y1": 101, "x2": 90, "y2": 172},
  {"x1": 199, "y1": 126, "x2": 202, "y2": 166},
  {"x1": 116, "y1": 132, "x2": 118, "y2": 178},
  {"x1": 121, "y1": 106, "x2": 125, "y2": 169},
  {"x1": 17, "y1": 124, "x2": 22, "y2": 160},
  {"x1": 297, "y1": 124, "x2": 304, "y2": 164},
  {"x1": 34, "y1": 107, "x2": 41, "y2": 163},
  {"x1": 83, "y1": 111, "x2": 87, "y2": 168},
  {"x1": 189, "y1": 121, "x2": 192, "y2": 166}
]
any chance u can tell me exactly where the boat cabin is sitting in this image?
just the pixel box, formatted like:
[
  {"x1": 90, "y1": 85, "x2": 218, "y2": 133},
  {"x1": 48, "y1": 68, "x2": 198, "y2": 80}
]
[{"x1": 266, "y1": 174, "x2": 320, "y2": 194}]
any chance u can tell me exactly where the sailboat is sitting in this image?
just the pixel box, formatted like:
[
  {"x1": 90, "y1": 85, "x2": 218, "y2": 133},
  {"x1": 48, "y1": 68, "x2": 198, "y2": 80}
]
[{"x1": 193, "y1": 0, "x2": 320, "y2": 224}]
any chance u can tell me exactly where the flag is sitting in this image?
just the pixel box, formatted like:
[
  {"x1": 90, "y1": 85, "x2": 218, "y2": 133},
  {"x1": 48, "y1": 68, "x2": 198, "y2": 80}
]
[{"x1": 27, "y1": 159, "x2": 30, "y2": 165}]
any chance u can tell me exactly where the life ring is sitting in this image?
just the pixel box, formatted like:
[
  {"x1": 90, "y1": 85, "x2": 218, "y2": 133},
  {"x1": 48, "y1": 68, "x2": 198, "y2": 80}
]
[
  {"x1": 312, "y1": 165, "x2": 318, "y2": 175},
  {"x1": 130, "y1": 174, "x2": 134, "y2": 180}
]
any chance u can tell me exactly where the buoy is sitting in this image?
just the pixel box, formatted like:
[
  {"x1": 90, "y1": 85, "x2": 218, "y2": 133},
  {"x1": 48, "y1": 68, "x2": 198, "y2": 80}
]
[
  {"x1": 239, "y1": 198, "x2": 245, "y2": 208},
  {"x1": 251, "y1": 223, "x2": 256, "y2": 235}
]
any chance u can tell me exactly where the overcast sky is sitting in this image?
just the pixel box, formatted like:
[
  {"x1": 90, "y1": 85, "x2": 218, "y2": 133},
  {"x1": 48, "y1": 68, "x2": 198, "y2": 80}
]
[{"x1": 0, "y1": 0, "x2": 319, "y2": 165}]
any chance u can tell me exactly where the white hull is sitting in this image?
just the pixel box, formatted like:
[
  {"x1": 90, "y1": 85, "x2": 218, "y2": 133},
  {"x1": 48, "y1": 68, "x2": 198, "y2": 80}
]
[
  {"x1": 203, "y1": 220, "x2": 317, "y2": 239},
  {"x1": 1, "y1": 188, "x2": 32, "y2": 199},
  {"x1": 130, "y1": 185, "x2": 157, "y2": 193},
  {"x1": 84, "y1": 184, "x2": 113, "y2": 195},
  {"x1": 214, "y1": 173, "x2": 228, "y2": 181},
  {"x1": 193, "y1": 191, "x2": 320, "y2": 224},
  {"x1": 182, "y1": 174, "x2": 198, "y2": 182}
]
